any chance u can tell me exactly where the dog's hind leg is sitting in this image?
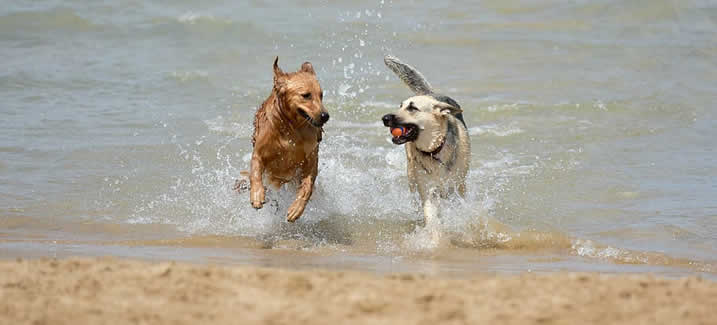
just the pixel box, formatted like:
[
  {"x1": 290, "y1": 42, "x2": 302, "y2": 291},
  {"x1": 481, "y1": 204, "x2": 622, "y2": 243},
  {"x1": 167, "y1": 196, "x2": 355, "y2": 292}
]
[{"x1": 233, "y1": 170, "x2": 250, "y2": 193}]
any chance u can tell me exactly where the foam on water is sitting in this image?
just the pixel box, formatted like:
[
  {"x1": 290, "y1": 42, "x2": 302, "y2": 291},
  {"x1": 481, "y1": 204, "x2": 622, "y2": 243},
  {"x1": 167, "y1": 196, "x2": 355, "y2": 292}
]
[
  {"x1": 128, "y1": 99, "x2": 524, "y2": 255},
  {"x1": 122, "y1": 104, "x2": 659, "y2": 271},
  {"x1": 468, "y1": 124, "x2": 524, "y2": 137},
  {"x1": 168, "y1": 70, "x2": 210, "y2": 83},
  {"x1": 177, "y1": 12, "x2": 226, "y2": 25}
]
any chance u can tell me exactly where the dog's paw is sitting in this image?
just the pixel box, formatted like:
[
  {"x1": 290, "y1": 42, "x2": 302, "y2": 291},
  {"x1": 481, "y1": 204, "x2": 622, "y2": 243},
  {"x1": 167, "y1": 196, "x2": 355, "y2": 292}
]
[
  {"x1": 233, "y1": 179, "x2": 249, "y2": 193},
  {"x1": 286, "y1": 200, "x2": 306, "y2": 223},
  {"x1": 252, "y1": 200, "x2": 264, "y2": 209},
  {"x1": 250, "y1": 186, "x2": 266, "y2": 209}
]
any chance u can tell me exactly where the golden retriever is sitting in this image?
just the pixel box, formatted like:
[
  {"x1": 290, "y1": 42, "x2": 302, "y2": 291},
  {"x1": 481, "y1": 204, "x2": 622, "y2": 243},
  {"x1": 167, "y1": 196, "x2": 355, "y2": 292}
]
[{"x1": 238, "y1": 57, "x2": 329, "y2": 222}]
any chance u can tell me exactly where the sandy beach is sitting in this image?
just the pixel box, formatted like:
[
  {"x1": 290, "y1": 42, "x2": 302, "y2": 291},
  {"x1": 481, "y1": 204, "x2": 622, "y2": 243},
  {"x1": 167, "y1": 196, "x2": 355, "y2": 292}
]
[
  {"x1": 1, "y1": 257, "x2": 715, "y2": 325},
  {"x1": 3, "y1": 1, "x2": 717, "y2": 324}
]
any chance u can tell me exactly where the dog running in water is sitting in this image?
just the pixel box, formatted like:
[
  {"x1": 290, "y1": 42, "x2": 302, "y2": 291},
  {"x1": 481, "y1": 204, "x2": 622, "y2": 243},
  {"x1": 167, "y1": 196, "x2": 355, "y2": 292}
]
[
  {"x1": 381, "y1": 55, "x2": 471, "y2": 237},
  {"x1": 236, "y1": 57, "x2": 329, "y2": 222}
]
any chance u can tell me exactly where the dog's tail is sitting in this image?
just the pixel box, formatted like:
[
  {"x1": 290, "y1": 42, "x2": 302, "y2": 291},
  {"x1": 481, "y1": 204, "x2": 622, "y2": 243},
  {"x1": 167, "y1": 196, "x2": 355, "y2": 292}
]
[{"x1": 384, "y1": 55, "x2": 434, "y2": 95}]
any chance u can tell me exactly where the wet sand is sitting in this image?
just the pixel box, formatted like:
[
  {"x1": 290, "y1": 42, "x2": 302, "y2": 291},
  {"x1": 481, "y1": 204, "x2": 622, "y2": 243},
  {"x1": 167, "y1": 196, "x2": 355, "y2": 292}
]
[{"x1": 1, "y1": 257, "x2": 716, "y2": 324}]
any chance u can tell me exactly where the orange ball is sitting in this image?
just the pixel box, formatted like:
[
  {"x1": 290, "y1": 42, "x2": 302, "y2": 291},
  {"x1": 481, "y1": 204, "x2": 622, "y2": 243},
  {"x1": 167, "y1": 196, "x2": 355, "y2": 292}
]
[{"x1": 391, "y1": 127, "x2": 404, "y2": 137}]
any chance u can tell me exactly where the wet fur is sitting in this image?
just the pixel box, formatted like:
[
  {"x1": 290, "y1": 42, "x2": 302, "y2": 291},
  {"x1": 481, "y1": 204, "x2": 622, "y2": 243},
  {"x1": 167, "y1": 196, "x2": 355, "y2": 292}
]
[
  {"x1": 242, "y1": 57, "x2": 328, "y2": 222},
  {"x1": 383, "y1": 55, "x2": 471, "y2": 232}
]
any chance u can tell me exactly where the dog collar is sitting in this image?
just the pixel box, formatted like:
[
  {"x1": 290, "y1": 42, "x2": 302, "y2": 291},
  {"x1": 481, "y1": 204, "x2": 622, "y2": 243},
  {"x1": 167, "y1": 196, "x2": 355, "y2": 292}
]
[{"x1": 418, "y1": 134, "x2": 445, "y2": 162}]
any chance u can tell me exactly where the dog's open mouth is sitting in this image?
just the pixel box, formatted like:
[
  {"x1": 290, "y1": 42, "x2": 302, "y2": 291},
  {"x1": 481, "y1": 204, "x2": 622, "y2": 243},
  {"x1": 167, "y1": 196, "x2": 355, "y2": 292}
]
[
  {"x1": 298, "y1": 109, "x2": 322, "y2": 128},
  {"x1": 389, "y1": 123, "x2": 418, "y2": 145}
]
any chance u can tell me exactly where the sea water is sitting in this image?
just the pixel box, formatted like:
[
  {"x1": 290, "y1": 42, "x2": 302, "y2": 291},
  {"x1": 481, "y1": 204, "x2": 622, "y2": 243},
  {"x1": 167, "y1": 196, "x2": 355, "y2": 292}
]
[{"x1": 1, "y1": 0, "x2": 716, "y2": 278}]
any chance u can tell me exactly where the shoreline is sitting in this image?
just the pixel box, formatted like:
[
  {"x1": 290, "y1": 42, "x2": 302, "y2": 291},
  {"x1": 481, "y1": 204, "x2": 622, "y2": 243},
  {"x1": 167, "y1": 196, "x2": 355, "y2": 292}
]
[{"x1": 2, "y1": 257, "x2": 716, "y2": 324}]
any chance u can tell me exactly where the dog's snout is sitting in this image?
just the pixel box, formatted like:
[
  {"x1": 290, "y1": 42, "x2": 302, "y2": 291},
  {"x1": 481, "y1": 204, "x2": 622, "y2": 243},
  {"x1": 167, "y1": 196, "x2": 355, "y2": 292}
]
[
  {"x1": 382, "y1": 114, "x2": 395, "y2": 126},
  {"x1": 319, "y1": 112, "x2": 330, "y2": 125}
]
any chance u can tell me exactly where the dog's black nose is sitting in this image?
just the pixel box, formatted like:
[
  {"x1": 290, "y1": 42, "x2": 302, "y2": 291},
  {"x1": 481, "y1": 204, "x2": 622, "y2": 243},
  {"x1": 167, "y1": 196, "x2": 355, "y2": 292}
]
[
  {"x1": 319, "y1": 112, "x2": 330, "y2": 125},
  {"x1": 382, "y1": 114, "x2": 395, "y2": 126}
]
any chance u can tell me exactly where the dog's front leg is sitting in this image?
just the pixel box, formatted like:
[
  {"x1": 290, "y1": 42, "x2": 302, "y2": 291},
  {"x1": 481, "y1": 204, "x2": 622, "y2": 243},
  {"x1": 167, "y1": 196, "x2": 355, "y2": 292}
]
[
  {"x1": 422, "y1": 190, "x2": 440, "y2": 228},
  {"x1": 422, "y1": 187, "x2": 442, "y2": 244},
  {"x1": 406, "y1": 148, "x2": 419, "y2": 193},
  {"x1": 249, "y1": 153, "x2": 266, "y2": 209},
  {"x1": 286, "y1": 149, "x2": 318, "y2": 222}
]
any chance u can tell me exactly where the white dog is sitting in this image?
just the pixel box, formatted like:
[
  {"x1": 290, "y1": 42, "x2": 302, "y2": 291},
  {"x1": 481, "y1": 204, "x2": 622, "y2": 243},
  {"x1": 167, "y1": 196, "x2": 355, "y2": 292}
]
[{"x1": 381, "y1": 55, "x2": 471, "y2": 239}]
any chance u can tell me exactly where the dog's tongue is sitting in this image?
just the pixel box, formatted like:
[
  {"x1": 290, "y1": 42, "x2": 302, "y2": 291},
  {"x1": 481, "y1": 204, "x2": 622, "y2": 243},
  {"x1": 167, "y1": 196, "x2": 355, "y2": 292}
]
[{"x1": 390, "y1": 127, "x2": 404, "y2": 137}]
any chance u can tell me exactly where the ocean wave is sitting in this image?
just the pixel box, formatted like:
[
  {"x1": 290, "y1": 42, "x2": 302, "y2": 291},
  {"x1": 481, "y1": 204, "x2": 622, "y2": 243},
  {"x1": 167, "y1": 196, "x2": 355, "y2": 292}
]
[
  {"x1": 482, "y1": 103, "x2": 530, "y2": 112},
  {"x1": 0, "y1": 71, "x2": 100, "y2": 91},
  {"x1": 142, "y1": 12, "x2": 264, "y2": 36},
  {"x1": 359, "y1": 100, "x2": 395, "y2": 109},
  {"x1": 330, "y1": 120, "x2": 384, "y2": 129},
  {"x1": 469, "y1": 124, "x2": 524, "y2": 137},
  {"x1": 203, "y1": 115, "x2": 252, "y2": 138},
  {"x1": 571, "y1": 239, "x2": 714, "y2": 272},
  {"x1": 0, "y1": 8, "x2": 96, "y2": 32},
  {"x1": 168, "y1": 70, "x2": 210, "y2": 83},
  {"x1": 176, "y1": 12, "x2": 232, "y2": 26}
]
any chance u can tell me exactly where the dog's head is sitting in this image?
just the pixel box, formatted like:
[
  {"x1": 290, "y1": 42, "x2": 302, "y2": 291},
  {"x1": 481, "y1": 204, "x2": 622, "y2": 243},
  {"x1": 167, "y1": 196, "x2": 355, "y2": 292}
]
[
  {"x1": 382, "y1": 95, "x2": 462, "y2": 148},
  {"x1": 381, "y1": 55, "x2": 463, "y2": 150},
  {"x1": 272, "y1": 57, "x2": 329, "y2": 128}
]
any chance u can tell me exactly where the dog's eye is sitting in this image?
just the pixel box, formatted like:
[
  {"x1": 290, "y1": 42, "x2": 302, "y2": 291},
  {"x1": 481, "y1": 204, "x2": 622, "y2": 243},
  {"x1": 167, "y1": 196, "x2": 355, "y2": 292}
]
[
  {"x1": 319, "y1": 91, "x2": 323, "y2": 100},
  {"x1": 302, "y1": 93, "x2": 312, "y2": 100},
  {"x1": 406, "y1": 103, "x2": 419, "y2": 112}
]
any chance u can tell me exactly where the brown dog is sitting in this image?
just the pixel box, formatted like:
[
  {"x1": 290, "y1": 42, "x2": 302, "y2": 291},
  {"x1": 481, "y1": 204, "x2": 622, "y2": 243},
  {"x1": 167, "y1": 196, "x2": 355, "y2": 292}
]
[{"x1": 244, "y1": 57, "x2": 329, "y2": 222}]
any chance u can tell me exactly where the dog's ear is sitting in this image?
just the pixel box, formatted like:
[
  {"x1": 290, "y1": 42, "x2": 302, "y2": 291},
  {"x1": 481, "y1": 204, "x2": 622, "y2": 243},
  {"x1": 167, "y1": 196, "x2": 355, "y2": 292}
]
[
  {"x1": 300, "y1": 62, "x2": 315, "y2": 75},
  {"x1": 434, "y1": 101, "x2": 463, "y2": 116},
  {"x1": 273, "y1": 56, "x2": 286, "y2": 89},
  {"x1": 273, "y1": 56, "x2": 283, "y2": 76}
]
